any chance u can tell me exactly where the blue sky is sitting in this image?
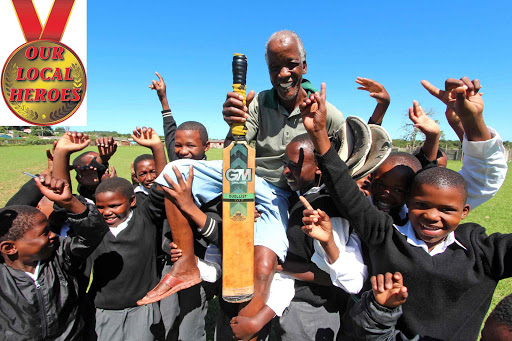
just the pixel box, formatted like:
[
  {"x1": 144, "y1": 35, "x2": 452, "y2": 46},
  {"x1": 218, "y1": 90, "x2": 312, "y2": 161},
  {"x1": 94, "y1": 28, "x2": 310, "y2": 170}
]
[{"x1": 82, "y1": 1, "x2": 512, "y2": 141}]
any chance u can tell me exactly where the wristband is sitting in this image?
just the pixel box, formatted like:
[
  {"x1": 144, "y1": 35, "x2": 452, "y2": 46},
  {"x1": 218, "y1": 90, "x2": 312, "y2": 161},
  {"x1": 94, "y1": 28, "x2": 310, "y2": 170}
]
[{"x1": 161, "y1": 109, "x2": 172, "y2": 117}]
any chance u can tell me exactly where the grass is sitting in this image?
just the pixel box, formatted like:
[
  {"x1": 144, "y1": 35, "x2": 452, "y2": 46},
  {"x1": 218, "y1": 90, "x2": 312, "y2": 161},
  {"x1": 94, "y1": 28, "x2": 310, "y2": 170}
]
[
  {"x1": 447, "y1": 161, "x2": 512, "y2": 318},
  {"x1": 0, "y1": 145, "x2": 223, "y2": 207},
  {"x1": 0, "y1": 146, "x2": 510, "y2": 338}
]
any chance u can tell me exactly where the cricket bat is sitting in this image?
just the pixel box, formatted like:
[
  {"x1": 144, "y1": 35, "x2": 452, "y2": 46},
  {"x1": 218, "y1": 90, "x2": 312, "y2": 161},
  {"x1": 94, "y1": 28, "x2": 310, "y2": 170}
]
[{"x1": 222, "y1": 54, "x2": 255, "y2": 303}]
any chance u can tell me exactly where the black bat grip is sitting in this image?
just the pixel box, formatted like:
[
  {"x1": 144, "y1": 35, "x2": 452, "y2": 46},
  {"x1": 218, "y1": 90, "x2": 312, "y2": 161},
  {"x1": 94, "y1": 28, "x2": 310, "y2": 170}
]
[{"x1": 232, "y1": 54, "x2": 247, "y2": 86}]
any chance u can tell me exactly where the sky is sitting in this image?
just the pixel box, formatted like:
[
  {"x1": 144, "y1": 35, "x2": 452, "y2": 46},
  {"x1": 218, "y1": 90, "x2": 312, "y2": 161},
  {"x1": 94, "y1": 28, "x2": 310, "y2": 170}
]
[{"x1": 18, "y1": 1, "x2": 512, "y2": 140}]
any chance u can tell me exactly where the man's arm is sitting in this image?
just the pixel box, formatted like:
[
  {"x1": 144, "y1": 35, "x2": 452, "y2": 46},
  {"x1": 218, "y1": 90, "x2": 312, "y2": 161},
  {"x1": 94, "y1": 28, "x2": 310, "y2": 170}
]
[{"x1": 222, "y1": 90, "x2": 256, "y2": 147}]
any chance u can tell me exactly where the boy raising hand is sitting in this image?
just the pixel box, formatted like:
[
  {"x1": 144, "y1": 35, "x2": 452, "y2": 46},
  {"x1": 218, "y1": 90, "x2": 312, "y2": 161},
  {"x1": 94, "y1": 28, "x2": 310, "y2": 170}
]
[{"x1": 0, "y1": 175, "x2": 108, "y2": 339}]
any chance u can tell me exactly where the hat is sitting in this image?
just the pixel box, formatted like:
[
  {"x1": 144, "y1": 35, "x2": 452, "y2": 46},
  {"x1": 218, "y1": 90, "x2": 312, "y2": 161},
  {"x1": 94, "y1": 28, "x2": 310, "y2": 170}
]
[
  {"x1": 331, "y1": 117, "x2": 392, "y2": 180},
  {"x1": 331, "y1": 116, "x2": 372, "y2": 176},
  {"x1": 352, "y1": 124, "x2": 392, "y2": 180}
]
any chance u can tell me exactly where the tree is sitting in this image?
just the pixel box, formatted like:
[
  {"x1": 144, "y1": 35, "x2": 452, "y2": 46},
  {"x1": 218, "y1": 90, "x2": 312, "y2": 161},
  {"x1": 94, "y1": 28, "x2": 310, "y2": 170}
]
[
  {"x1": 29, "y1": 126, "x2": 53, "y2": 137},
  {"x1": 401, "y1": 107, "x2": 444, "y2": 148}
]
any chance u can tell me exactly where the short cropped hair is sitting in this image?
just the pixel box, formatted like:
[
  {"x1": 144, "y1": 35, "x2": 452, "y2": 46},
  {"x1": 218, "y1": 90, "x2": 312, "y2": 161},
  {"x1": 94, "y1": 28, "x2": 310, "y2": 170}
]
[
  {"x1": 72, "y1": 151, "x2": 98, "y2": 168},
  {"x1": 177, "y1": 121, "x2": 208, "y2": 144},
  {"x1": 289, "y1": 133, "x2": 315, "y2": 155},
  {"x1": 265, "y1": 30, "x2": 306, "y2": 65},
  {"x1": 133, "y1": 154, "x2": 154, "y2": 174},
  {"x1": 488, "y1": 293, "x2": 512, "y2": 332},
  {"x1": 95, "y1": 177, "x2": 134, "y2": 200},
  {"x1": 382, "y1": 152, "x2": 422, "y2": 173},
  {"x1": 411, "y1": 166, "x2": 468, "y2": 203},
  {"x1": 0, "y1": 206, "x2": 41, "y2": 242}
]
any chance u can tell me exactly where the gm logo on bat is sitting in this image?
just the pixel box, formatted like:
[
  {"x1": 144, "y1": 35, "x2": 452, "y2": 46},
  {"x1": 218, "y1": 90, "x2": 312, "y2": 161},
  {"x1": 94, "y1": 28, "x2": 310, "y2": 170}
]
[{"x1": 225, "y1": 168, "x2": 253, "y2": 183}]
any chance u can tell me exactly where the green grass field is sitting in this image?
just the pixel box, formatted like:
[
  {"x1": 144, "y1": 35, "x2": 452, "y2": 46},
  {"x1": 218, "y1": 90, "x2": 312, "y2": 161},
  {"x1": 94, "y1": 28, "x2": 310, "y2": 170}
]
[{"x1": 0, "y1": 145, "x2": 510, "y2": 337}]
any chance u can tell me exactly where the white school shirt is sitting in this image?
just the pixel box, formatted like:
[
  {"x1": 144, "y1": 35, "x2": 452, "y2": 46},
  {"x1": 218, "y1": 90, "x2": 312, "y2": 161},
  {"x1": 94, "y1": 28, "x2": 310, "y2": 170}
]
[
  {"x1": 392, "y1": 128, "x2": 506, "y2": 255},
  {"x1": 298, "y1": 185, "x2": 368, "y2": 295},
  {"x1": 396, "y1": 220, "x2": 466, "y2": 256},
  {"x1": 109, "y1": 211, "x2": 133, "y2": 237}
]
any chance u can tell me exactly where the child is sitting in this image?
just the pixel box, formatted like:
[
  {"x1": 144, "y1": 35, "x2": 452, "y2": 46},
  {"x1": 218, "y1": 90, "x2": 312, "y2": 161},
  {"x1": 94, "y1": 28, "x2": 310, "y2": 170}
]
[
  {"x1": 275, "y1": 134, "x2": 367, "y2": 340},
  {"x1": 0, "y1": 174, "x2": 108, "y2": 339},
  {"x1": 132, "y1": 153, "x2": 158, "y2": 201},
  {"x1": 370, "y1": 92, "x2": 506, "y2": 224},
  {"x1": 150, "y1": 71, "x2": 210, "y2": 161},
  {"x1": 86, "y1": 126, "x2": 167, "y2": 340},
  {"x1": 301, "y1": 81, "x2": 511, "y2": 340},
  {"x1": 349, "y1": 272, "x2": 410, "y2": 340},
  {"x1": 350, "y1": 272, "x2": 512, "y2": 341},
  {"x1": 52, "y1": 132, "x2": 117, "y2": 203},
  {"x1": 149, "y1": 72, "x2": 213, "y2": 341},
  {"x1": 481, "y1": 294, "x2": 512, "y2": 341}
]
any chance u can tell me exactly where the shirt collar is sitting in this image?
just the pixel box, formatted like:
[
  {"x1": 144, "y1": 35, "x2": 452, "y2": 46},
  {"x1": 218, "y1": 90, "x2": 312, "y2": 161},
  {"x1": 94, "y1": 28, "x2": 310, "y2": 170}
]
[
  {"x1": 300, "y1": 184, "x2": 325, "y2": 197},
  {"x1": 109, "y1": 210, "x2": 133, "y2": 237},
  {"x1": 395, "y1": 220, "x2": 466, "y2": 256},
  {"x1": 24, "y1": 261, "x2": 41, "y2": 282},
  {"x1": 134, "y1": 184, "x2": 149, "y2": 195},
  {"x1": 263, "y1": 79, "x2": 317, "y2": 109}
]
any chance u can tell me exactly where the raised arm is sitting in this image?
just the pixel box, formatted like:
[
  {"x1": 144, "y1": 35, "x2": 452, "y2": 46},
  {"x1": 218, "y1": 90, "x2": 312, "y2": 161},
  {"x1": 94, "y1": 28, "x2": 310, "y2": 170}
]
[
  {"x1": 421, "y1": 77, "x2": 489, "y2": 141},
  {"x1": 300, "y1": 83, "x2": 394, "y2": 245},
  {"x1": 150, "y1": 72, "x2": 177, "y2": 160},
  {"x1": 356, "y1": 77, "x2": 390, "y2": 125},
  {"x1": 34, "y1": 174, "x2": 85, "y2": 214},
  {"x1": 131, "y1": 126, "x2": 166, "y2": 178},
  {"x1": 95, "y1": 136, "x2": 117, "y2": 165},
  {"x1": 52, "y1": 132, "x2": 91, "y2": 191},
  {"x1": 409, "y1": 100, "x2": 441, "y2": 163}
]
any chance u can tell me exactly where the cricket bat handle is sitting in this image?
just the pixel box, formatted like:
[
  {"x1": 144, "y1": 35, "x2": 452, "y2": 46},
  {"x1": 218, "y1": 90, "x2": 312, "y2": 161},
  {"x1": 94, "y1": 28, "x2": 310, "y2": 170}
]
[{"x1": 231, "y1": 53, "x2": 247, "y2": 137}]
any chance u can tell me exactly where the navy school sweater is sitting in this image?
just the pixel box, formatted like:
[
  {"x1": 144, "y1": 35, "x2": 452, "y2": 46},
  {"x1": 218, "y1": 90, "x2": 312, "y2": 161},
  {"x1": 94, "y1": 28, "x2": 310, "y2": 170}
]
[
  {"x1": 316, "y1": 146, "x2": 512, "y2": 341},
  {"x1": 86, "y1": 185, "x2": 165, "y2": 310}
]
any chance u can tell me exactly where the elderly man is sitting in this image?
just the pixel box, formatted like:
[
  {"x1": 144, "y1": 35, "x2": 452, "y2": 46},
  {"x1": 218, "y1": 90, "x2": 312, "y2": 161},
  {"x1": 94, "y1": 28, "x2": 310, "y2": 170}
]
[{"x1": 139, "y1": 29, "x2": 344, "y2": 338}]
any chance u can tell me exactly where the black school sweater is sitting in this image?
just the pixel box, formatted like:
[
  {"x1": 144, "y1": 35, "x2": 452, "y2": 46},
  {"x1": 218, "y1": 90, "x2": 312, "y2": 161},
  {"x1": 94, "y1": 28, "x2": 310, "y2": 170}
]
[
  {"x1": 316, "y1": 146, "x2": 512, "y2": 341},
  {"x1": 86, "y1": 185, "x2": 165, "y2": 310},
  {"x1": 285, "y1": 188, "x2": 346, "y2": 309}
]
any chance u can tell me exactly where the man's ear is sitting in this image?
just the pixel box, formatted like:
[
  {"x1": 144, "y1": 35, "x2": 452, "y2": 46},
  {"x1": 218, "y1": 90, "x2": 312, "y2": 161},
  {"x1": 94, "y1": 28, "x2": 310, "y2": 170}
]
[
  {"x1": 0, "y1": 241, "x2": 17, "y2": 256},
  {"x1": 130, "y1": 195, "x2": 136, "y2": 208},
  {"x1": 204, "y1": 141, "x2": 210, "y2": 152},
  {"x1": 460, "y1": 204, "x2": 470, "y2": 220},
  {"x1": 302, "y1": 60, "x2": 307, "y2": 74},
  {"x1": 315, "y1": 167, "x2": 321, "y2": 176}
]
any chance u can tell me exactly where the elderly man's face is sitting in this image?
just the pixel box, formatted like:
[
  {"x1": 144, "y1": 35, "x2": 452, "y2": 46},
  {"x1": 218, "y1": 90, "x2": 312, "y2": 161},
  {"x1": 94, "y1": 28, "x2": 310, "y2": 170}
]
[{"x1": 267, "y1": 36, "x2": 307, "y2": 104}]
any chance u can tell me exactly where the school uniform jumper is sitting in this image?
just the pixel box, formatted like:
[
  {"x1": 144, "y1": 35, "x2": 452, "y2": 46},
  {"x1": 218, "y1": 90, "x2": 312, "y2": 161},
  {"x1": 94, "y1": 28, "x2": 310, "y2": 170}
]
[
  {"x1": 86, "y1": 185, "x2": 165, "y2": 340},
  {"x1": 316, "y1": 145, "x2": 512, "y2": 340}
]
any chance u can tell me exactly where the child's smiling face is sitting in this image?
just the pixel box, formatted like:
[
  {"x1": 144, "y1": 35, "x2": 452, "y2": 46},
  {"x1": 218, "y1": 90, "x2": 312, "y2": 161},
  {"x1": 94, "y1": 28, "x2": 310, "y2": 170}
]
[
  {"x1": 135, "y1": 159, "x2": 156, "y2": 189},
  {"x1": 370, "y1": 163, "x2": 413, "y2": 213},
  {"x1": 407, "y1": 183, "x2": 469, "y2": 251},
  {"x1": 15, "y1": 212, "x2": 57, "y2": 263},
  {"x1": 95, "y1": 191, "x2": 136, "y2": 227}
]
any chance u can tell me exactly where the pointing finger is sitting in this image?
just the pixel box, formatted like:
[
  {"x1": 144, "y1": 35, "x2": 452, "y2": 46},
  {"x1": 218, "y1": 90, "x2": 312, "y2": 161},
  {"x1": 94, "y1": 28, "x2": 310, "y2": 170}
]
[
  {"x1": 155, "y1": 72, "x2": 163, "y2": 83},
  {"x1": 421, "y1": 80, "x2": 442, "y2": 99},
  {"x1": 320, "y1": 83, "x2": 326, "y2": 101},
  {"x1": 299, "y1": 196, "x2": 314, "y2": 210}
]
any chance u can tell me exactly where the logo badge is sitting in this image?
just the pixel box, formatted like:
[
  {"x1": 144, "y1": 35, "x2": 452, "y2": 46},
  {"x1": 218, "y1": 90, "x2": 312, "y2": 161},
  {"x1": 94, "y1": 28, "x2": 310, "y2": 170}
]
[{"x1": 2, "y1": 40, "x2": 86, "y2": 125}]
